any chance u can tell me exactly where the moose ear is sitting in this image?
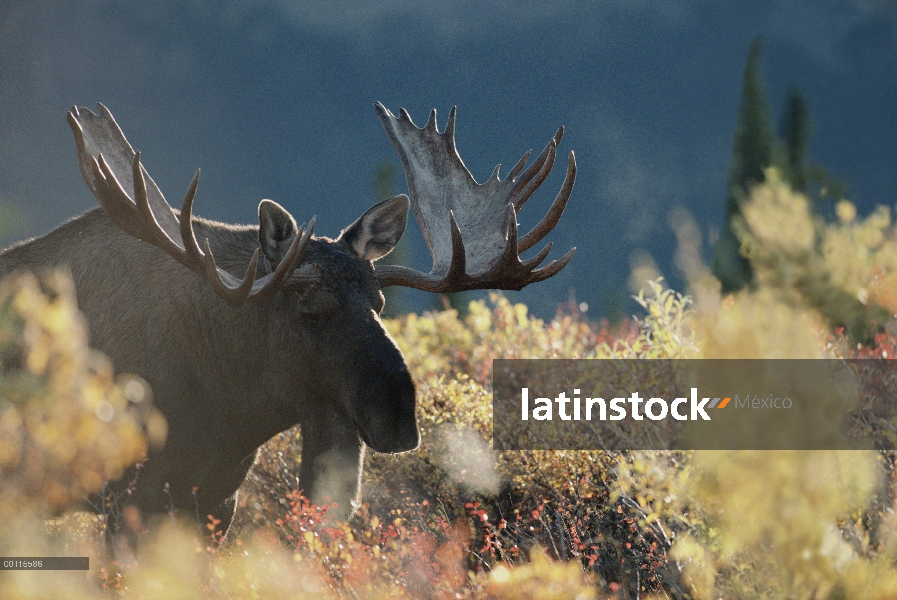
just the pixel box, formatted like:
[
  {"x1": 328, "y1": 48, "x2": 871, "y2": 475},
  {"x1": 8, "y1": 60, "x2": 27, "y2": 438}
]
[
  {"x1": 258, "y1": 199, "x2": 299, "y2": 266},
  {"x1": 339, "y1": 194, "x2": 409, "y2": 261}
]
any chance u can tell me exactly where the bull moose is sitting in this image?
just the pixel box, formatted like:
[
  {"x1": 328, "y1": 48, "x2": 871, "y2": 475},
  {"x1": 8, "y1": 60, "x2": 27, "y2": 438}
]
[{"x1": 0, "y1": 103, "x2": 575, "y2": 539}]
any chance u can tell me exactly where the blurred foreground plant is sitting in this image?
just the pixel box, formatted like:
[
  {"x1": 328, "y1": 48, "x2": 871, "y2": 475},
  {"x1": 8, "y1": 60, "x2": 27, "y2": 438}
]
[
  {"x1": 0, "y1": 271, "x2": 162, "y2": 516},
  {"x1": 649, "y1": 174, "x2": 897, "y2": 598},
  {"x1": 0, "y1": 270, "x2": 164, "y2": 597}
]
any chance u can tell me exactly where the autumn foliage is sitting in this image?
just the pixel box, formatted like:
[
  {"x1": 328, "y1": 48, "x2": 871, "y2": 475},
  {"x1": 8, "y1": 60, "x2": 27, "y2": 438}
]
[{"x1": 3, "y1": 173, "x2": 897, "y2": 597}]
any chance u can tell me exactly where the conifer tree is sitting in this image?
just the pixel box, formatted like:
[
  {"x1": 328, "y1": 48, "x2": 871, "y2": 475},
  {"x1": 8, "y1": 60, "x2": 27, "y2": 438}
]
[
  {"x1": 777, "y1": 89, "x2": 850, "y2": 203},
  {"x1": 779, "y1": 87, "x2": 811, "y2": 193},
  {"x1": 712, "y1": 37, "x2": 776, "y2": 293}
]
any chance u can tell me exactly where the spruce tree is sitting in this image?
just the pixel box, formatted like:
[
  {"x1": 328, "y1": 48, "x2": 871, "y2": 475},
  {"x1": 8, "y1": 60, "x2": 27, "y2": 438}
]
[
  {"x1": 712, "y1": 37, "x2": 776, "y2": 294},
  {"x1": 779, "y1": 88, "x2": 810, "y2": 193}
]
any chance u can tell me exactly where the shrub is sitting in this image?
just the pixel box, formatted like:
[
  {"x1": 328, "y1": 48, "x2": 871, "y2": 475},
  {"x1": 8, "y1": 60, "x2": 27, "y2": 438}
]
[{"x1": 7, "y1": 169, "x2": 897, "y2": 598}]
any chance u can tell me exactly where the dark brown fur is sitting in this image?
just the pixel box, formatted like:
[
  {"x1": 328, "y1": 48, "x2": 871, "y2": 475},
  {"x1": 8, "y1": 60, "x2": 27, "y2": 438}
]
[{"x1": 0, "y1": 201, "x2": 418, "y2": 537}]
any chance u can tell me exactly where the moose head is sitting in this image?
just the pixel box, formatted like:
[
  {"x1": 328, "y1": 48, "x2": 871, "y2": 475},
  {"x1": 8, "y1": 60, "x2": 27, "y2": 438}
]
[{"x1": 21, "y1": 102, "x2": 575, "y2": 539}]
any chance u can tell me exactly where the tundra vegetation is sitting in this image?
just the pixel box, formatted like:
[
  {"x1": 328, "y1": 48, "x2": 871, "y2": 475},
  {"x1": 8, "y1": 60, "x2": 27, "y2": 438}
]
[{"x1": 3, "y1": 169, "x2": 897, "y2": 598}]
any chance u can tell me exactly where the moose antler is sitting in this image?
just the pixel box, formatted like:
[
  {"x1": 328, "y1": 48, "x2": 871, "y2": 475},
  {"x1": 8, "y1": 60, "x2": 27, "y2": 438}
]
[
  {"x1": 67, "y1": 104, "x2": 314, "y2": 307},
  {"x1": 373, "y1": 103, "x2": 575, "y2": 292}
]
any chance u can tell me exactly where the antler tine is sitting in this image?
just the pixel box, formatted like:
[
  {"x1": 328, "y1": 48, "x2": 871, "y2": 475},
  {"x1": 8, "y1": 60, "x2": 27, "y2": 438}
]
[
  {"x1": 479, "y1": 205, "x2": 559, "y2": 291},
  {"x1": 518, "y1": 150, "x2": 576, "y2": 252},
  {"x1": 179, "y1": 168, "x2": 205, "y2": 265},
  {"x1": 530, "y1": 247, "x2": 577, "y2": 283},
  {"x1": 69, "y1": 104, "x2": 313, "y2": 307},
  {"x1": 520, "y1": 241, "x2": 553, "y2": 270},
  {"x1": 204, "y1": 240, "x2": 259, "y2": 306},
  {"x1": 508, "y1": 126, "x2": 563, "y2": 203},
  {"x1": 247, "y1": 217, "x2": 316, "y2": 302},
  {"x1": 445, "y1": 106, "x2": 457, "y2": 140},
  {"x1": 506, "y1": 149, "x2": 532, "y2": 182},
  {"x1": 510, "y1": 138, "x2": 556, "y2": 211},
  {"x1": 372, "y1": 213, "x2": 466, "y2": 293},
  {"x1": 89, "y1": 154, "x2": 133, "y2": 228},
  {"x1": 442, "y1": 211, "x2": 468, "y2": 285},
  {"x1": 127, "y1": 152, "x2": 186, "y2": 257},
  {"x1": 478, "y1": 205, "x2": 525, "y2": 285}
]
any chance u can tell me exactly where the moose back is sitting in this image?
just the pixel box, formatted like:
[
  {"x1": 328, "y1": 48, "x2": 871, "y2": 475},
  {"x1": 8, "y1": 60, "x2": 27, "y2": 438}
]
[{"x1": 0, "y1": 103, "x2": 575, "y2": 538}]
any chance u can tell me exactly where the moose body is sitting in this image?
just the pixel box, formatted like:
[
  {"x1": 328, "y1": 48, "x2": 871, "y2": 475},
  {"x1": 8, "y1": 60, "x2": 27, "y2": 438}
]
[
  {"x1": 0, "y1": 103, "x2": 575, "y2": 539},
  {"x1": 0, "y1": 200, "x2": 418, "y2": 532}
]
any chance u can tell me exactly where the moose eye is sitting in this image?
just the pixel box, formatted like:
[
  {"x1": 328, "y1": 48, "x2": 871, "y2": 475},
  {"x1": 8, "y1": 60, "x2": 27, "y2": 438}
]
[
  {"x1": 295, "y1": 286, "x2": 338, "y2": 316},
  {"x1": 294, "y1": 284, "x2": 314, "y2": 303}
]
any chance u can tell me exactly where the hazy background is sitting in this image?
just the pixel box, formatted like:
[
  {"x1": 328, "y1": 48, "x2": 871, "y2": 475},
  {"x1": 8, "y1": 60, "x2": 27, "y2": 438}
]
[{"x1": 1, "y1": 0, "x2": 894, "y2": 319}]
